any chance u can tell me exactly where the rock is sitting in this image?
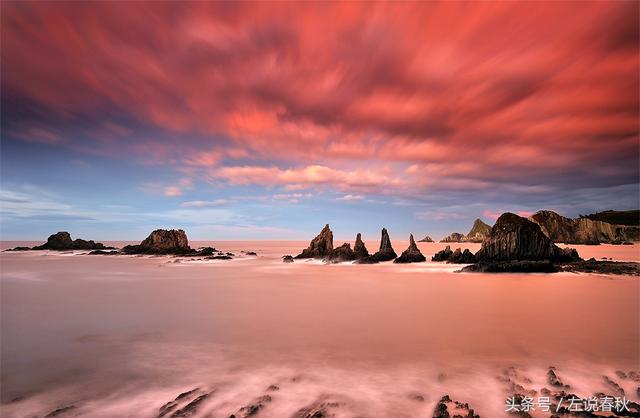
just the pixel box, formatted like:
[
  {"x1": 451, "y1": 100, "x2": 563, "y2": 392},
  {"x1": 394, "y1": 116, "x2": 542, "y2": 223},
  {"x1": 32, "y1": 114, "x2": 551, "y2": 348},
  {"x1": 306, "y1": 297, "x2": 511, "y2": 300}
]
[
  {"x1": 4, "y1": 246, "x2": 31, "y2": 251},
  {"x1": 447, "y1": 248, "x2": 476, "y2": 264},
  {"x1": 31, "y1": 231, "x2": 112, "y2": 251},
  {"x1": 123, "y1": 229, "x2": 193, "y2": 255},
  {"x1": 547, "y1": 367, "x2": 570, "y2": 389},
  {"x1": 394, "y1": 234, "x2": 426, "y2": 263},
  {"x1": 552, "y1": 247, "x2": 581, "y2": 262},
  {"x1": 158, "y1": 388, "x2": 200, "y2": 418},
  {"x1": 282, "y1": 255, "x2": 294, "y2": 263},
  {"x1": 88, "y1": 250, "x2": 118, "y2": 255},
  {"x1": 561, "y1": 259, "x2": 640, "y2": 275},
  {"x1": 440, "y1": 232, "x2": 464, "y2": 243},
  {"x1": 197, "y1": 247, "x2": 215, "y2": 256},
  {"x1": 463, "y1": 218, "x2": 492, "y2": 242},
  {"x1": 353, "y1": 233, "x2": 369, "y2": 259},
  {"x1": 324, "y1": 243, "x2": 356, "y2": 263},
  {"x1": 418, "y1": 235, "x2": 434, "y2": 242},
  {"x1": 432, "y1": 395, "x2": 480, "y2": 418},
  {"x1": 245, "y1": 251, "x2": 257, "y2": 256},
  {"x1": 44, "y1": 405, "x2": 76, "y2": 417},
  {"x1": 295, "y1": 224, "x2": 333, "y2": 259},
  {"x1": 432, "y1": 245, "x2": 453, "y2": 261},
  {"x1": 461, "y1": 260, "x2": 558, "y2": 273},
  {"x1": 230, "y1": 394, "x2": 272, "y2": 418},
  {"x1": 531, "y1": 210, "x2": 639, "y2": 244},
  {"x1": 205, "y1": 255, "x2": 232, "y2": 260},
  {"x1": 369, "y1": 227, "x2": 397, "y2": 262},
  {"x1": 294, "y1": 396, "x2": 343, "y2": 418},
  {"x1": 169, "y1": 392, "x2": 211, "y2": 418}
]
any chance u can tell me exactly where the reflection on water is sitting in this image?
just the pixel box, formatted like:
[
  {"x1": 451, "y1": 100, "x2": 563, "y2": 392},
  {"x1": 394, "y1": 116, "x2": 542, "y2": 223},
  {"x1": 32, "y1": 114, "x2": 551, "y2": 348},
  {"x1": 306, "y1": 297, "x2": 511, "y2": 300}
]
[{"x1": 1, "y1": 242, "x2": 639, "y2": 417}]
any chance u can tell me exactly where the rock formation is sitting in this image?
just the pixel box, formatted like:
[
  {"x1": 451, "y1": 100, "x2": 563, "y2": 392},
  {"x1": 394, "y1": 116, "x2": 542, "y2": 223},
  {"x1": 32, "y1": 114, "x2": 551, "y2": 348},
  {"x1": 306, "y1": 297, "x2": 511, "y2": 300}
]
[
  {"x1": 370, "y1": 228, "x2": 397, "y2": 262},
  {"x1": 282, "y1": 255, "x2": 294, "y2": 263},
  {"x1": 394, "y1": 234, "x2": 426, "y2": 263},
  {"x1": 353, "y1": 233, "x2": 369, "y2": 259},
  {"x1": 440, "y1": 232, "x2": 464, "y2": 243},
  {"x1": 122, "y1": 229, "x2": 193, "y2": 255},
  {"x1": 418, "y1": 235, "x2": 434, "y2": 242},
  {"x1": 30, "y1": 232, "x2": 112, "y2": 251},
  {"x1": 531, "y1": 210, "x2": 639, "y2": 244},
  {"x1": 463, "y1": 218, "x2": 492, "y2": 242},
  {"x1": 295, "y1": 224, "x2": 333, "y2": 259},
  {"x1": 324, "y1": 243, "x2": 356, "y2": 263},
  {"x1": 448, "y1": 248, "x2": 476, "y2": 264},
  {"x1": 432, "y1": 245, "x2": 454, "y2": 261}
]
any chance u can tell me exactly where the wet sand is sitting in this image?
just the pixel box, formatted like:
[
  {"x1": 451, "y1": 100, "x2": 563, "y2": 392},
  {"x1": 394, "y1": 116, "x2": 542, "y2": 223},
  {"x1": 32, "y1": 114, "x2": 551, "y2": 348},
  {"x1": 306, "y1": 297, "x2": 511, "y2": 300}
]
[{"x1": 1, "y1": 241, "x2": 639, "y2": 417}]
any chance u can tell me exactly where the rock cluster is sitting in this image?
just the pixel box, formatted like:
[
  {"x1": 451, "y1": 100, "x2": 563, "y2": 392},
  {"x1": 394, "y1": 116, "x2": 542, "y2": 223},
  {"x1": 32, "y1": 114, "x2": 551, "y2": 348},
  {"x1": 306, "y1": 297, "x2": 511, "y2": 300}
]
[
  {"x1": 324, "y1": 243, "x2": 356, "y2": 263},
  {"x1": 394, "y1": 234, "x2": 425, "y2": 263},
  {"x1": 431, "y1": 245, "x2": 475, "y2": 263},
  {"x1": 440, "y1": 232, "x2": 465, "y2": 243},
  {"x1": 440, "y1": 218, "x2": 493, "y2": 243},
  {"x1": 295, "y1": 224, "x2": 333, "y2": 259},
  {"x1": 123, "y1": 229, "x2": 193, "y2": 255},
  {"x1": 418, "y1": 235, "x2": 434, "y2": 242},
  {"x1": 11, "y1": 231, "x2": 113, "y2": 251},
  {"x1": 531, "y1": 210, "x2": 639, "y2": 244}
]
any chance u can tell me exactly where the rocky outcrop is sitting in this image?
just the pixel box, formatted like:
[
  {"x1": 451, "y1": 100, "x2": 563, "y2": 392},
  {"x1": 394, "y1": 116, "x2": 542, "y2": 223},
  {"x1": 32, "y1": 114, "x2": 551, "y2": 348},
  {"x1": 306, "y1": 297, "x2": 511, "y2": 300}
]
[
  {"x1": 560, "y1": 258, "x2": 640, "y2": 275},
  {"x1": 432, "y1": 245, "x2": 454, "y2": 261},
  {"x1": 324, "y1": 243, "x2": 356, "y2": 263},
  {"x1": 463, "y1": 218, "x2": 492, "y2": 242},
  {"x1": 418, "y1": 235, "x2": 434, "y2": 242},
  {"x1": 531, "y1": 210, "x2": 639, "y2": 244},
  {"x1": 440, "y1": 232, "x2": 464, "y2": 243},
  {"x1": 394, "y1": 234, "x2": 426, "y2": 263},
  {"x1": 353, "y1": 233, "x2": 369, "y2": 259},
  {"x1": 30, "y1": 232, "x2": 112, "y2": 251},
  {"x1": 448, "y1": 248, "x2": 476, "y2": 264},
  {"x1": 295, "y1": 224, "x2": 333, "y2": 259},
  {"x1": 282, "y1": 255, "x2": 294, "y2": 263},
  {"x1": 462, "y1": 260, "x2": 558, "y2": 273},
  {"x1": 122, "y1": 229, "x2": 193, "y2": 255},
  {"x1": 370, "y1": 228, "x2": 397, "y2": 262}
]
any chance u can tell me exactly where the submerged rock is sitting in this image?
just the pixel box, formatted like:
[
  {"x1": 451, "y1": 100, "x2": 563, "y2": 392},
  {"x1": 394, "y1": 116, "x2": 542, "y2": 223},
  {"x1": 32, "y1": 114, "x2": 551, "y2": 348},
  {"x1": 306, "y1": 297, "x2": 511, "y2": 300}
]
[
  {"x1": 295, "y1": 224, "x2": 333, "y2": 259},
  {"x1": 324, "y1": 243, "x2": 356, "y2": 263},
  {"x1": 394, "y1": 234, "x2": 426, "y2": 263},
  {"x1": 30, "y1": 231, "x2": 112, "y2": 251},
  {"x1": 561, "y1": 259, "x2": 640, "y2": 275},
  {"x1": 123, "y1": 229, "x2": 193, "y2": 255},
  {"x1": 353, "y1": 233, "x2": 369, "y2": 259},
  {"x1": 432, "y1": 245, "x2": 454, "y2": 261},
  {"x1": 282, "y1": 255, "x2": 295, "y2": 263},
  {"x1": 462, "y1": 260, "x2": 558, "y2": 273}
]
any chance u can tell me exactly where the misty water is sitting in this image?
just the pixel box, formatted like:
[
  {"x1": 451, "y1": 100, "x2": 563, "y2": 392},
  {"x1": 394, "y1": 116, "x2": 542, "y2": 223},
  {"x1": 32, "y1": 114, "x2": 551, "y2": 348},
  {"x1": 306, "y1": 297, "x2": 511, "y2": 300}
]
[{"x1": 1, "y1": 241, "x2": 638, "y2": 417}]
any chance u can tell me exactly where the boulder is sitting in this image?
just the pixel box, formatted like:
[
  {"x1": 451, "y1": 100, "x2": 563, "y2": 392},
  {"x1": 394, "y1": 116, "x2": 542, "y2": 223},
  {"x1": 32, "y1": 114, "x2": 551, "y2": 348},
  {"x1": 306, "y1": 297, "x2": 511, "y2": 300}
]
[
  {"x1": 463, "y1": 218, "x2": 492, "y2": 242},
  {"x1": 394, "y1": 234, "x2": 426, "y2": 263},
  {"x1": 353, "y1": 233, "x2": 369, "y2": 259},
  {"x1": 440, "y1": 232, "x2": 464, "y2": 243},
  {"x1": 295, "y1": 224, "x2": 333, "y2": 259},
  {"x1": 447, "y1": 248, "x2": 476, "y2": 264},
  {"x1": 122, "y1": 229, "x2": 193, "y2": 255},
  {"x1": 432, "y1": 245, "x2": 453, "y2": 261},
  {"x1": 31, "y1": 231, "x2": 111, "y2": 251},
  {"x1": 282, "y1": 255, "x2": 294, "y2": 263},
  {"x1": 370, "y1": 228, "x2": 397, "y2": 262},
  {"x1": 324, "y1": 243, "x2": 356, "y2": 263},
  {"x1": 418, "y1": 235, "x2": 434, "y2": 242}
]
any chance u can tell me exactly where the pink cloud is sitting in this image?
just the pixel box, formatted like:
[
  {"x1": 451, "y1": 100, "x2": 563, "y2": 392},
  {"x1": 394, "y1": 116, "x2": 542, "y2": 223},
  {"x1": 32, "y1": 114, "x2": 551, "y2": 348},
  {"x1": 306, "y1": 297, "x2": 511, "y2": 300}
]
[{"x1": 163, "y1": 186, "x2": 183, "y2": 197}]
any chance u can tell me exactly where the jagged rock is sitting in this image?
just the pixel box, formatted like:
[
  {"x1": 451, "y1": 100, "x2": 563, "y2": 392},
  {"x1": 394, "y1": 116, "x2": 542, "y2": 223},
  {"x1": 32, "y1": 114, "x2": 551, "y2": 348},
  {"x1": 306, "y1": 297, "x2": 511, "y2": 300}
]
[
  {"x1": 158, "y1": 388, "x2": 199, "y2": 418},
  {"x1": 463, "y1": 219, "x2": 492, "y2": 242},
  {"x1": 123, "y1": 229, "x2": 193, "y2": 255},
  {"x1": 447, "y1": 248, "x2": 476, "y2": 264},
  {"x1": 547, "y1": 367, "x2": 570, "y2": 389},
  {"x1": 282, "y1": 255, "x2": 294, "y2": 263},
  {"x1": 169, "y1": 392, "x2": 211, "y2": 418},
  {"x1": 432, "y1": 395, "x2": 480, "y2": 418},
  {"x1": 294, "y1": 396, "x2": 343, "y2": 418},
  {"x1": 561, "y1": 259, "x2": 640, "y2": 275},
  {"x1": 432, "y1": 245, "x2": 453, "y2": 261},
  {"x1": 30, "y1": 231, "x2": 112, "y2": 251},
  {"x1": 353, "y1": 233, "x2": 369, "y2": 259},
  {"x1": 531, "y1": 210, "x2": 639, "y2": 244},
  {"x1": 418, "y1": 235, "x2": 434, "y2": 242},
  {"x1": 324, "y1": 243, "x2": 356, "y2": 263},
  {"x1": 394, "y1": 234, "x2": 426, "y2": 263},
  {"x1": 230, "y1": 394, "x2": 272, "y2": 418},
  {"x1": 369, "y1": 228, "x2": 397, "y2": 262},
  {"x1": 440, "y1": 232, "x2": 464, "y2": 243},
  {"x1": 295, "y1": 224, "x2": 333, "y2": 259},
  {"x1": 461, "y1": 260, "x2": 558, "y2": 273}
]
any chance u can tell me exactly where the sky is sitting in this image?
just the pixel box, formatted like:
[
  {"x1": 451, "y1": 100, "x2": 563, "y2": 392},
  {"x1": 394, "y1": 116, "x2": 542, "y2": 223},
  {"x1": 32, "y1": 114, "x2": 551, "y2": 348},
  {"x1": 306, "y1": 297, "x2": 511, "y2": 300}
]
[{"x1": 1, "y1": 1, "x2": 639, "y2": 241}]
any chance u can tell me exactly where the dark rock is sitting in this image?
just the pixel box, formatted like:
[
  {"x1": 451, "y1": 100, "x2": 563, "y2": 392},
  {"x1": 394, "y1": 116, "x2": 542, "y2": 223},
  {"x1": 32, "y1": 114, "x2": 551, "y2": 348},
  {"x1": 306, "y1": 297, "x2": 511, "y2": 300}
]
[
  {"x1": 205, "y1": 255, "x2": 232, "y2": 260},
  {"x1": 552, "y1": 247, "x2": 581, "y2": 262},
  {"x1": 282, "y1": 255, "x2": 294, "y2": 263},
  {"x1": 394, "y1": 234, "x2": 426, "y2": 263},
  {"x1": 418, "y1": 235, "x2": 434, "y2": 242},
  {"x1": 245, "y1": 251, "x2": 257, "y2": 256},
  {"x1": 324, "y1": 243, "x2": 356, "y2": 263},
  {"x1": 230, "y1": 394, "x2": 272, "y2": 418},
  {"x1": 461, "y1": 260, "x2": 558, "y2": 273},
  {"x1": 369, "y1": 228, "x2": 397, "y2": 262},
  {"x1": 4, "y1": 246, "x2": 32, "y2": 251},
  {"x1": 32, "y1": 231, "x2": 112, "y2": 251},
  {"x1": 266, "y1": 384, "x2": 279, "y2": 391},
  {"x1": 158, "y1": 388, "x2": 199, "y2": 418},
  {"x1": 463, "y1": 218, "x2": 492, "y2": 243},
  {"x1": 432, "y1": 245, "x2": 454, "y2": 262},
  {"x1": 295, "y1": 224, "x2": 333, "y2": 259},
  {"x1": 432, "y1": 395, "x2": 479, "y2": 418},
  {"x1": 353, "y1": 233, "x2": 369, "y2": 259},
  {"x1": 561, "y1": 259, "x2": 640, "y2": 275},
  {"x1": 169, "y1": 392, "x2": 211, "y2": 418},
  {"x1": 447, "y1": 248, "x2": 476, "y2": 264},
  {"x1": 123, "y1": 229, "x2": 193, "y2": 255},
  {"x1": 440, "y1": 232, "x2": 464, "y2": 243},
  {"x1": 198, "y1": 247, "x2": 215, "y2": 256},
  {"x1": 294, "y1": 397, "x2": 342, "y2": 418},
  {"x1": 547, "y1": 367, "x2": 570, "y2": 389},
  {"x1": 603, "y1": 375, "x2": 625, "y2": 396},
  {"x1": 88, "y1": 250, "x2": 118, "y2": 255}
]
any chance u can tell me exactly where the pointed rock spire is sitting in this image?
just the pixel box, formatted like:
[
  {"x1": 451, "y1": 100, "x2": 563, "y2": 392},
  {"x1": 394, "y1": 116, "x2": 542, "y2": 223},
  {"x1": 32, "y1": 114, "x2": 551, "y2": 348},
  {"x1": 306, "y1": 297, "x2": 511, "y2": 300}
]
[
  {"x1": 394, "y1": 234, "x2": 426, "y2": 263},
  {"x1": 295, "y1": 224, "x2": 334, "y2": 259},
  {"x1": 354, "y1": 233, "x2": 369, "y2": 259},
  {"x1": 369, "y1": 227, "x2": 397, "y2": 262}
]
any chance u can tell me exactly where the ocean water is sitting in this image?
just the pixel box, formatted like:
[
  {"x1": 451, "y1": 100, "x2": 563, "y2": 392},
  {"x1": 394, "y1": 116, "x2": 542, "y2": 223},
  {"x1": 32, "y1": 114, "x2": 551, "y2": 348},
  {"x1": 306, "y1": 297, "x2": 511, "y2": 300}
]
[{"x1": 0, "y1": 241, "x2": 638, "y2": 417}]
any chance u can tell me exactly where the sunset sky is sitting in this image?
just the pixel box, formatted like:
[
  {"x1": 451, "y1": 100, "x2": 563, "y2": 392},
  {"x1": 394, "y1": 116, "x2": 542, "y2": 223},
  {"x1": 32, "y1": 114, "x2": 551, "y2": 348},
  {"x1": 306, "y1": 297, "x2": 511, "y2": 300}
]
[{"x1": 1, "y1": 1, "x2": 638, "y2": 241}]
